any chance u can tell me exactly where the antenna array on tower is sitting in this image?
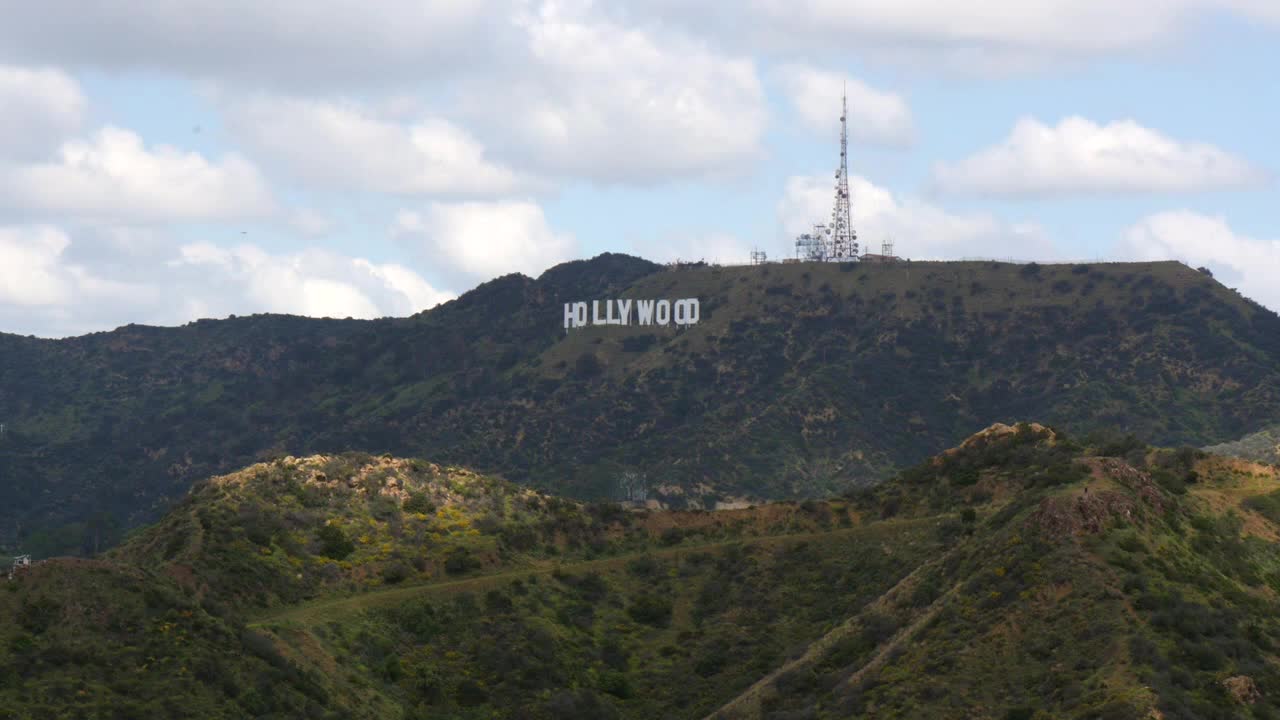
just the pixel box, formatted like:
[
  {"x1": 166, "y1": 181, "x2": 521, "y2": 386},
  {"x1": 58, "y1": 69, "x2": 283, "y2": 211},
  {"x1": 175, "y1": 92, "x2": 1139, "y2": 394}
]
[{"x1": 795, "y1": 88, "x2": 859, "y2": 263}]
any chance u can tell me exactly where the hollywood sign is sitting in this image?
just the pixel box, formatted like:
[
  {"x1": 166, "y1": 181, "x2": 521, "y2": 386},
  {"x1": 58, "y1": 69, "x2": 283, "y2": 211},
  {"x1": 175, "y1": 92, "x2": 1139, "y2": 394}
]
[{"x1": 564, "y1": 298, "x2": 700, "y2": 330}]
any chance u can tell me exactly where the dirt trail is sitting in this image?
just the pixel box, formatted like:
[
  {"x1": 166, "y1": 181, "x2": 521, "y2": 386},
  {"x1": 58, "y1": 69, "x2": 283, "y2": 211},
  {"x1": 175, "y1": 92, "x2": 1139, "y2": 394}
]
[
  {"x1": 250, "y1": 522, "x2": 920, "y2": 629},
  {"x1": 704, "y1": 547, "x2": 963, "y2": 720}
]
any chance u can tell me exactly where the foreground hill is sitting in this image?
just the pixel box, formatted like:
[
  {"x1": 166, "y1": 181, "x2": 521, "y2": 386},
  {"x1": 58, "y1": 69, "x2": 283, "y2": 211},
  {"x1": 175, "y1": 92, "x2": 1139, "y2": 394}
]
[
  {"x1": 6, "y1": 254, "x2": 1280, "y2": 552},
  {"x1": 6, "y1": 427, "x2": 1280, "y2": 718}
]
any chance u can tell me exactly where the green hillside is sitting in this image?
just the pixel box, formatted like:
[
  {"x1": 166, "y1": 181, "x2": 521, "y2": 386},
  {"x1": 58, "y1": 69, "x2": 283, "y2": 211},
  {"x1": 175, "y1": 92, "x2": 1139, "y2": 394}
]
[
  {"x1": 5, "y1": 426, "x2": 1280, "y2": 718},
  {"x1": 5, "y1": 254, "x2": 1280, "y2": 554}
]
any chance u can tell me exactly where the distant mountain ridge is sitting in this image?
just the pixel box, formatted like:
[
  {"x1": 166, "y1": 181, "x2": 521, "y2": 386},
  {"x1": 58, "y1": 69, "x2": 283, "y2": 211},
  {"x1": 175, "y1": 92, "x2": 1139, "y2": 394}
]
[
  {"x1": 4, "y1": 254, "x2": 1280, "y2": 553},
  {"x1": 1206, "y1": 425, "x2": 1280, "y2": 466}
]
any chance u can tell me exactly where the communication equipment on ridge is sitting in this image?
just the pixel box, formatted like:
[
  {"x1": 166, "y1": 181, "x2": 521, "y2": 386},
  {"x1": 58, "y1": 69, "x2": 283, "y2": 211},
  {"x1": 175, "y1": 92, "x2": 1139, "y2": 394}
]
[
  {"x1": 795, "y1": 223, "x2": 831, "y2": 262},
  {"x1": 750, "y1": 249, "x2": 768, "y2": 265},
  {"x1": 7, "y1": 555, "x2": 31, "y2": 581},
  {"x1": 793, "y1": 88, "x2": 858, "y2": 262}
]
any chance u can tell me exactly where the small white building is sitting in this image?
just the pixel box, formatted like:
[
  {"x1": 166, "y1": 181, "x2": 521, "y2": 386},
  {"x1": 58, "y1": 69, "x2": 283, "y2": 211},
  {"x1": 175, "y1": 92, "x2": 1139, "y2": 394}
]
[{"x1": 7, "y1": 555, "x2": 31, "y2": 580}]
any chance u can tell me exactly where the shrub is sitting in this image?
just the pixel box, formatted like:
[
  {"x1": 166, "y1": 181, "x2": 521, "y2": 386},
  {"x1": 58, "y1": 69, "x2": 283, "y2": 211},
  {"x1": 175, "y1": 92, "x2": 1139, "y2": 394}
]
[
  {"x1": 317, "y1": 523, "x2": 354, "y2": 560},
  {"x1": 403, "y1": 492, "x2": 436, "y2": 515},
  {"x1": 445, "y1": 547, "x2": 480, "y2": 575},
  {"x1": 628, "y1": 594, "x2": 673, "y2": 627},
  {"x1": 382, "y1": 561, "x2": 411, "y2": 584},
  {"x1": 658, "y1": 528, "x2": 684, "y2": 546}
]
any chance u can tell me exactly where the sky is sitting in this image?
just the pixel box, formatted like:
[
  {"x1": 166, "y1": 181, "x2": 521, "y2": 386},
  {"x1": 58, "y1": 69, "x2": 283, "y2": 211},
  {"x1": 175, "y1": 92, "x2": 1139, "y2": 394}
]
[{"x1": 0, "y1": 1, "x2": 1277, "y2": 338}]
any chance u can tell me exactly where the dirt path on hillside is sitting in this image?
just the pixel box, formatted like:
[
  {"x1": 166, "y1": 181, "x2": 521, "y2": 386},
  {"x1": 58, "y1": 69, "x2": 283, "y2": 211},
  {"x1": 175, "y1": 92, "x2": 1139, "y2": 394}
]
[
  {"x1": 250, "y1": 521, "x2": 923, "y2": 629},
  {"x1": 704, "y1": 547, "x2": 964, "y2": 720}
]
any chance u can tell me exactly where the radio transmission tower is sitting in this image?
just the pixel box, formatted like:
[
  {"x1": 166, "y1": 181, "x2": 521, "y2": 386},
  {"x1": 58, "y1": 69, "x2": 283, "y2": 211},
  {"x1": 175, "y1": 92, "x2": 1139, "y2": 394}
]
[
  {"x1": 830, "y1": 87, "x2": 858, "y2": 261},
  {"x1": 793, "y1": 89, "x2": 860, "y2": 262}
]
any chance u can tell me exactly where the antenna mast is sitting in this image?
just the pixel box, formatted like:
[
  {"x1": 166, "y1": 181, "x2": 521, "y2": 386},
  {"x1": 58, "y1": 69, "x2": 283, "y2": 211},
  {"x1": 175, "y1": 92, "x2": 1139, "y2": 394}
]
[
  {"x1": 792, "y1": 88, "x2": 859, "y2": 262},
  {"x1": 831, "y1": 86, "x2": 858, "y2": 261}
]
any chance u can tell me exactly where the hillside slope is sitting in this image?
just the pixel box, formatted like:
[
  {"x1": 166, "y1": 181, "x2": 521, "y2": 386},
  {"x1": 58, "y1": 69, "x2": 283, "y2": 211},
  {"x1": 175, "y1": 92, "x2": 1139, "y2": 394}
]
[
  {"x1": 5, "y1": 255, "x2": 1280, "y2": 552},
  {"x1": 6, "y1": 428, "x2": 1280, "y2": 718}
]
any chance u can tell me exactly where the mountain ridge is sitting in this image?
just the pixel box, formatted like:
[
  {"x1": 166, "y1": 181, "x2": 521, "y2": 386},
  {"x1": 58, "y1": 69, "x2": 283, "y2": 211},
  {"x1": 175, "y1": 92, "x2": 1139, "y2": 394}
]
[{"x1": 5, "y1": 254, "x2": 1280, "y2": 555}]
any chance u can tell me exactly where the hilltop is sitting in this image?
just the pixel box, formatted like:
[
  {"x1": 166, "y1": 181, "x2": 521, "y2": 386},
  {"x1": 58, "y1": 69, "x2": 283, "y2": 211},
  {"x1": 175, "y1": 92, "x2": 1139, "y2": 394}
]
[
  {"x1": 6, "y1": 427, "x2": 1280, "y2": 718},
  {"x1": 5, "y1": 254, "x2": 1280, "y2": 553}
]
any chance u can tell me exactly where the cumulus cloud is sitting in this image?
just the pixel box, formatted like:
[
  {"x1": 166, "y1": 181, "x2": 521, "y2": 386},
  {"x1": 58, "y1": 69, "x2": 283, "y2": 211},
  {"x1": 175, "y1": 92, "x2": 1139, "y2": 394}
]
[
  {"x1": 171, "y1": 243, "x2": 454, "y2": 319},
  {"x1": 0, "y1": 225, "x2": 158, "y2": 335},
  {"x1": 0, "y1": 223, "x2": 452, "y2": 337},
  {"x1": 778, "y1": 173, "x2": 1056, "y2": 261},
  {"x1": 634, "y1": 0, "x2": 1280, "y2": 70},
  {"x1": 0, "y1": 65, "x2": 85, "y2": 160},
  {"x1": 1116, "y1": 211, "x2": 1280, "y2": 310},
  {"x1": 634, "y1": 232, "x2": 753, "y2": 265},
  {"x1": 772, "y1": 64, "x2": 913, "y2": 146},
  {"x1": 0, "y1": 225, "x2": 77, "y2": 307},
  {"x1": 0, "y1": 1, "x2": 500, "y2": 89},
  {"x1": 0, "y1": 127, "x2": 275, "y2": 222},
  {"x1": 4, "y1": 4, "x2": 770, "y2": 184},
  {"x1": 468, "y1": 1, "x2": 766, "y2": 182},
  {"x1": 223, "y1": 95, "x2": 528, "y2": 196},
  {"x1": 932, "y1": 117, "x2": 1266, "y2": 197},
  {"x1": 392, "y1": 200, "x2": 577, "y2": 280},
  {"x1": 4, "y1": 1, "x2": 1278, "y2": 93}
]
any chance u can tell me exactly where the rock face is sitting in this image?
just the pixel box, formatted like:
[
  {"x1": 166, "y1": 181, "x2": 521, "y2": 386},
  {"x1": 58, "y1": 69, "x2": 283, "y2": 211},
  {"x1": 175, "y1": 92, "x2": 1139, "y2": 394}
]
[
  {"x1": 1028, "y1": 491, "x2": 1137, "y2": 537},
  {"x1": 1026, "y1": 459, "x2": 1165, "y2": 539},
  {"x1": 1222, "y1": 675, "x2": 1262, "y2": 705}
]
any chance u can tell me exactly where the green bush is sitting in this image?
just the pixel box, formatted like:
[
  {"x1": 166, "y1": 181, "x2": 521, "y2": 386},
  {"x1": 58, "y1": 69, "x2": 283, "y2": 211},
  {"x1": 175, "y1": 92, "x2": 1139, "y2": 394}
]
[
  {"x1": 628, "y1": 594, "x2": 673, "y2": 627},
  {"x1": 317, "y1": 523, "x2": 354, "y2": 560},
  {"x1": 403, "y1": 493, "x2": 436, "y2": 515},
  {"x1": 445, "y1": 547, "x2": 480, "y2": 575}
]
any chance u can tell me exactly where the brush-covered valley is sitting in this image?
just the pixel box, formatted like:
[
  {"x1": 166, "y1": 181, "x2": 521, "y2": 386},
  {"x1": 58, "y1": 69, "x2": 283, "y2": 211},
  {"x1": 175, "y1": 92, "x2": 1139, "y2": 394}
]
[{"x1": 7, "y1": 425, "x2": 1280, "y2": 719}]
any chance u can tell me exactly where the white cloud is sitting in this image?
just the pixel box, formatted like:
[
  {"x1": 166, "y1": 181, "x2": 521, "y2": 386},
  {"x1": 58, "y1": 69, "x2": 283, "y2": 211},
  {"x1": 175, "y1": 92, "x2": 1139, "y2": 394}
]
[
  {"x1": 0, "y1": 127, "x2": 275, "y2": 222},
  {"x1": 288, "y1": 208, "x2": 335, "y2": 238},
  {"x1": 0, "y1": 1, "x2": 501, "y2": 89},
  {"x1": 773, "y1": 64, "x2": 913, "y2": 146},
  {"x1": 470, "y1": 2, "x2": 767, "y2": 182},
  {"x1": 3, "y1": 1, "x2": 1277, "y2": 91},
  {"x1": 392, "y1": 200, "x2": 577, "y2": 279},
  {"x1": 635, "y1": 232, "x2": 752, "y2": 265},
  {"x1": 5, "y1": 4, "x2": 771, "y2": 185},
  {"x1": 634, "y1": 0, "x2": 1280, "y2": 70},
  {"x1": 0, "y1": 224, "x2": 158, "y2": 336},
  {"x1": 0, "y1": 65, "x2": 85, "y2": 160},
  {"x1": 0, "y1": 225, "x2": 75, "y2": 306},
  {"x1": 778, "y1": 173, "x2": 1056, "y2": 261},
  {"x1": 224, "y1": 95, "x2": 527, "y2": 195},
  {"x1": 172, "y1": 243, "x2": 453, "y2": 319},
  {"x1": 1116, "y1": 211, "x2": 1280, "y2": 310},
  {"x1": 932, "y1": 116, "x2": 1266, "y2": 197},
  {"x1": 0, "y1": 223, "x2": 453, "y2": 337}
]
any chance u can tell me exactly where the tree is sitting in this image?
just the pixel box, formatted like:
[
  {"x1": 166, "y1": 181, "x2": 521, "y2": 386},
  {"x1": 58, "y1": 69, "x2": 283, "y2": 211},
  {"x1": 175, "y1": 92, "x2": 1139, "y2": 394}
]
[
  {"x1": 616, "y1": 470, "x2": 649, "y2": 503},
  {"x1": 317, "y1": 523, "x2": 354, "y2": 560}
]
